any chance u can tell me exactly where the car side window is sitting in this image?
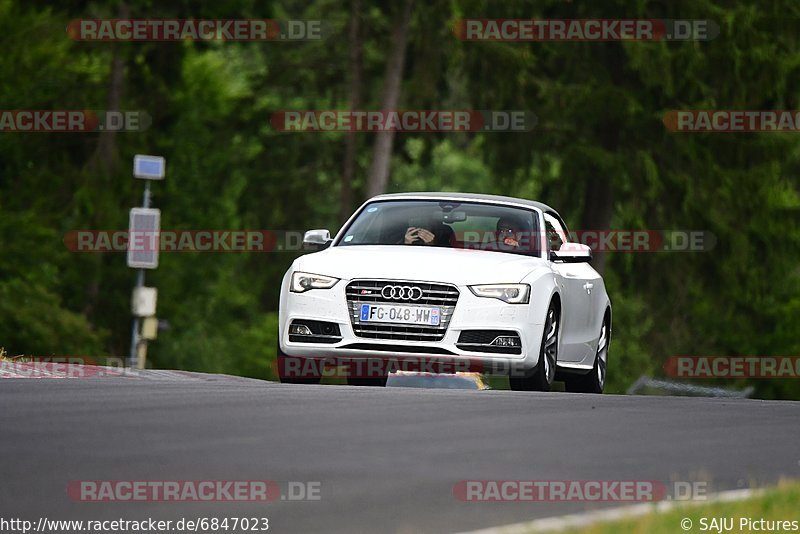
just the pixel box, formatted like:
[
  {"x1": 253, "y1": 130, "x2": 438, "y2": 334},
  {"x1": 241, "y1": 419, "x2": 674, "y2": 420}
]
[{"x1": 543, "y1": 213, "x2": 566, "y2": 253}]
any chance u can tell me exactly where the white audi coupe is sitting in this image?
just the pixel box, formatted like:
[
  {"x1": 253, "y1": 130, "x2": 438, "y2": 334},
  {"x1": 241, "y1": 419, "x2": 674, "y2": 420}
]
[{"x1": 278, "y1": 192, "x2": 611, "y2": 393}]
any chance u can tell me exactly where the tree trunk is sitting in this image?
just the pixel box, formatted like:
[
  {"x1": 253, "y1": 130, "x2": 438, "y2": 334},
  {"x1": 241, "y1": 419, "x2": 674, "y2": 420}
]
[
  {"x1": 366, "y1": 0, "x2": 414, "y2": 198},
  {"x1": 86, "y1": 2, "x2": 128, "y2": 175},
  {"x1": 83, "y1": 2, "x2": 129, "y2": 324},
  {"x1": 580, "y1": 172, "x2": 614, "y2": 275},
  {"x1": 340, "y1": 0, "x2": 363, "y2": 222}
]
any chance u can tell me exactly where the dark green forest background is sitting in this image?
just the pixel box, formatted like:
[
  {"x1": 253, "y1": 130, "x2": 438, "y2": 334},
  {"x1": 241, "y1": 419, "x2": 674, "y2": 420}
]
[{"x1": 1, "y1": 0, "x2": 799, "y2": 398}]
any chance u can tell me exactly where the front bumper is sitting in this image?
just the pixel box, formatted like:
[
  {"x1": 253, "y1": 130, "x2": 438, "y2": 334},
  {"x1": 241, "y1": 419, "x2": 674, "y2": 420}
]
[{"x1": 278, "y1": 278, "x2": 546, "y2": 375}]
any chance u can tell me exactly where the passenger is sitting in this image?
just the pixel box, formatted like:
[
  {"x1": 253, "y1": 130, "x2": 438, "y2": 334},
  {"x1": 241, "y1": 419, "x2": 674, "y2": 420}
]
[
  {"x1": 496, "y1": 215, "x2": 533, "y2": 252},
  {"x1": 496, "y1": 216, "x2": 524, "y2": 248}
]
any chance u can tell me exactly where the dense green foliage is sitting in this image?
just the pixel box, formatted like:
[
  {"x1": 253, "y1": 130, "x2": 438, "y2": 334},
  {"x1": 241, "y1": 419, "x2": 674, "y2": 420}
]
[{"x1": 1, "y1": 0, "x2": 798, "y2": 398}]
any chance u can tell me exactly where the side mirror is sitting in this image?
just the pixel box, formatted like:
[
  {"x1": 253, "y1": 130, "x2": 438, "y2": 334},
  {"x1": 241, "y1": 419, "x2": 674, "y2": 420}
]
[
  {"x1": 303, "y1": 229, "x2": 332, "y2": 251},
  {"x1": 551, "y1": 242, "x2": 592, "y2": 263}
]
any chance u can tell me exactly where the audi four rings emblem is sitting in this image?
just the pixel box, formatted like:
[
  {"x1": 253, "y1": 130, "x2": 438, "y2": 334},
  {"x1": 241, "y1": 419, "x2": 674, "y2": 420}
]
[{"x1": 381, "y1": 285, "x2": 424, "y2": 301}]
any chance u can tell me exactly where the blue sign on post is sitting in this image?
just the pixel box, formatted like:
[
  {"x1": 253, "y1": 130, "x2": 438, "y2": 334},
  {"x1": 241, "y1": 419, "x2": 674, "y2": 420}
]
[{"x1": 133, "y1": 155, "x2": 166, "y2": 180}]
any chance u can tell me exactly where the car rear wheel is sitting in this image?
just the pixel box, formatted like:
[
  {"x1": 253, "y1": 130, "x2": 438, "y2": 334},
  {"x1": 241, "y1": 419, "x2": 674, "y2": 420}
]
[
  {"x1": 564, "y1": 318, "x2": 608, "y2": 394},
  {"x1": 509, "y1": 303, "x2": 558, "y2": 392},
  {"x1": 276, "y1": 344, "x2": 322, "y2": 385}
]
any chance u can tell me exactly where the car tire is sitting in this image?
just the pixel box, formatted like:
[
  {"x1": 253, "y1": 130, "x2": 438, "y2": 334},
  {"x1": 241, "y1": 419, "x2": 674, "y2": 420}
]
[
  {"x1": 346, "y1": 376, "x2": 388, "y2": 387},
  {"x1": 564, "y1": 317, "x2": 609, "y2": 394},
  {"x1": 509, "y1": 302, "x2": 559, "y2": 392},
  {"x1": 346, "y1": 360, "x2": 388, "y2": 387},
  {"x1": 276, "y1": 344, "x2": 322, "y2": 385}
]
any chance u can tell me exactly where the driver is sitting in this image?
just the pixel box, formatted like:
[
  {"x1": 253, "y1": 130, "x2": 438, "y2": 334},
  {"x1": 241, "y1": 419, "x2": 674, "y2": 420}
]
[
  {"x1": 401, "y1": 217, "x2": 454, "y2": 246},
  {"x1": 404, "y1": 226, "x2": 436, "y2": 245}
]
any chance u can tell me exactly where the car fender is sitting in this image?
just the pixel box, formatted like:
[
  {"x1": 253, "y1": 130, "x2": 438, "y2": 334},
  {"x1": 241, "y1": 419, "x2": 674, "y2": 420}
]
[
  {"x1": 522, "y1": 265, "x2": 560, "y2": 326},
  {"x1": 591, "y1": 279, "x2": 612, "y2": 341}
]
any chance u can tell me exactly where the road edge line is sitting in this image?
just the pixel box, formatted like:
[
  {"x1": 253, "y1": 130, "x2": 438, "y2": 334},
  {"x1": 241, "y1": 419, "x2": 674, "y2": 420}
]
[{"x1": 454, "y1": 487, "x2": 766, "y2": 534}]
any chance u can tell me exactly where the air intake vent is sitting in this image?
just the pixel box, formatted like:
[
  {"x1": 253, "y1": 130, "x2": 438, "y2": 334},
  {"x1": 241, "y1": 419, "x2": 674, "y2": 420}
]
[{"x1": 456, "y1": 330, "x2": 522, "y2": 354}]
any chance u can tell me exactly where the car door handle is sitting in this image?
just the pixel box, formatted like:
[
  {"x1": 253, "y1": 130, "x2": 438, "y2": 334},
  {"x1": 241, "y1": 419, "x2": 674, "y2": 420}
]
[{"x1": 583, "y1": 282, "x2": 593, "y2": 292}]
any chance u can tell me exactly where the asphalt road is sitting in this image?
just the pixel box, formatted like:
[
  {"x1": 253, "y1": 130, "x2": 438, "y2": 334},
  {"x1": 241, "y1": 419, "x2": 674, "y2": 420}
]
[{"x1": 1, "y1": 374, "x2": 798, "y2": 533}]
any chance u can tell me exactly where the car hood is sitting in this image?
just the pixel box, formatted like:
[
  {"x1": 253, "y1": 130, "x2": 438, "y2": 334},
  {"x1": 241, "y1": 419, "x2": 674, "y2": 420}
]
[{"x1": 295, "y1": 245, "x2": 547, "y2": 285}]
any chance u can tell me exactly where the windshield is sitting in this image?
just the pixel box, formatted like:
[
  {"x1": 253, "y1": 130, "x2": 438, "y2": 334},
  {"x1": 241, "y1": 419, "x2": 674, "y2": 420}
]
[{"x1": 336, "y1": 199, "x2": 542, "y2": 257}]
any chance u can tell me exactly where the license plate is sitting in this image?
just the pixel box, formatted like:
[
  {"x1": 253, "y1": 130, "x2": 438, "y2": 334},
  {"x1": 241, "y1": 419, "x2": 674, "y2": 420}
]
[{"x1": 359, "y1": 304, "x2": 441, "y2": 326}]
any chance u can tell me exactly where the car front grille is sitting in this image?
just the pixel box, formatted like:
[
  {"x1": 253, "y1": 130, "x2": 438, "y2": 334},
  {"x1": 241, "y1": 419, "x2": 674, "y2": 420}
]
[{"x1": 346, "y1": 280, "x2": 459, "y2": 341}]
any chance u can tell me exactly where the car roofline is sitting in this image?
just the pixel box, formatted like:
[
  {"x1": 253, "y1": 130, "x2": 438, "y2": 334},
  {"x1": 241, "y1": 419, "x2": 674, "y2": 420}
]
[{"x1": 366, "y1": 192, "x2": 556, "y2": 215}]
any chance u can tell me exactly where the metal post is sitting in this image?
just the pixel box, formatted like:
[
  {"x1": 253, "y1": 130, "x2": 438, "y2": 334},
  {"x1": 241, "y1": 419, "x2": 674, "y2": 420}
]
[{"x1": 128, "y1": 180, "x2": 152, "y2": 368}]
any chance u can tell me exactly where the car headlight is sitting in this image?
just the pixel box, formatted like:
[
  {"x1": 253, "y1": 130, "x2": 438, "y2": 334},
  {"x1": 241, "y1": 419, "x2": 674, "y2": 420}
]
[
  {"x1": 469, "y1": 284, "x2": 530, "y2": 304},
  {"x1": 290, "y1": 271, "x2": 340, "y2": 293}
]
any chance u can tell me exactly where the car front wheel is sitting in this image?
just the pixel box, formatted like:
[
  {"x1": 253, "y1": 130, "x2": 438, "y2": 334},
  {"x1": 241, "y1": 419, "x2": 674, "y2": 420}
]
[
  {"x1": 347, "y1": 376, "x2": 388, "y2": 387},
  {"x1": 276, "y1": 344, "x2": 322, "y2": 385},
  {"x1": 346, "y1": 360, "x2": 388, "y2": 387},
  {"x1": 509, "y1": 303, "x2": 559, "y2": 392}
]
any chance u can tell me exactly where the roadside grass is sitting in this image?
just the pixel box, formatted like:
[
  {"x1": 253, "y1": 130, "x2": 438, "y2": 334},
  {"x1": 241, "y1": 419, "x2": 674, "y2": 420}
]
[
  {"x1": 557, "y1": 481, "x2": 800, "y2": 534},
  {"x1": 0, "y1": 349, "x2": 120, "y2": 367}
]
